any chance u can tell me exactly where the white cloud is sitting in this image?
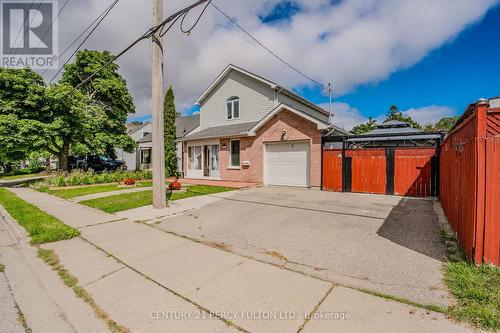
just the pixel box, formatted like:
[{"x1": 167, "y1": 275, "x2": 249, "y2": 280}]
[
  {"x1": 44, "y1": 0, "x2": 498, "y2": 119},
  {"x1": 319, "y1": 102, "x2": 366, "y2": 130},
  {"x1": 401, "y1": 105, "x2": 457, "y2": 126},
  {"x1": 323, "y1": 103, "x2": 457, "y2": 130}
]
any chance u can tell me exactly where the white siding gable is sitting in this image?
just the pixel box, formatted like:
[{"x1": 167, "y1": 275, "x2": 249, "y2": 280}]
[
  {"x1": 277, "y1": 94, "x2": 329, "y2": 124},
  {"x1": 199, "y1": 70, "x2": 275, "y2": 129}
]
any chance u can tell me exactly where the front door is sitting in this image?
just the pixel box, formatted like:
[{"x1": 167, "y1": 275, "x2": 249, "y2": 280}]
[
  {"x1": 203, "y1": 146, "x2": 210, "y2": 177},
  {"x1": 209, "y1": 145, "x2": 220, "y2": 178},
  {"x1": 203, "y1": 145, "x2": 220, "y2": 178}
]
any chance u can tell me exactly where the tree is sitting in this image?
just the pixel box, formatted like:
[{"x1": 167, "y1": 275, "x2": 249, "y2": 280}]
[
  {"x1": 0, "y1": 68, "x2": 46, "y2": 171},
  {"x1": 351, "y1": 117, "x2": 377, "y2": 134},
  {"x1": 163, "y1": 86, "x2": 179, "y2": 176},
  {"x1": 61, "y1": 50, "x2": 135, "y2": 161},
  {"x1": 384, "y1": 104, "x2": 422, "y2": 129},
  {"x1": 0, "y1": 50, "x2": 136, "y2": 171},
  {"x1": 424, "y1": 116, "x2": 458, "y2": 132}
]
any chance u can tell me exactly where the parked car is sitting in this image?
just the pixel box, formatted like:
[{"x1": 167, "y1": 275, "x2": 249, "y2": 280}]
[
  {"x1": 68, "y1": 156, "x2": 126, "y2": 172},
  {"x1": 87, "y1": 156, "x2": 126, "y2": 172}
]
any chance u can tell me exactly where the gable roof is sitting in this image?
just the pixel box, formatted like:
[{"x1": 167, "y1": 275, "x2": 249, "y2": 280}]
[
  {"x1": 138, "y1": 114, "x2": 200, "y2": 143},
  {"x1": 126, "y1": 121, "x2": 150, "y2": 135},
  {"x1": 183, "y1": 121, "x2": 259, "y2": 141},
  {"x1": 247, "y1": 103, "x2": 330, "y2": 136},
  {"x1": 194, "y1": 64, "x2": 329, "y2": 117},
  {"x1": 175, "y1": 114, "x2": 200, "y2": 138}
]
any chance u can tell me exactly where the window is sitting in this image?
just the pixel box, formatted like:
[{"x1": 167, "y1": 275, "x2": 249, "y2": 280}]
[
  {"x1": 188, "y1": 146, "x2": 202, "y2": 170},
  {"x1": 142, "y1": 131, "x2": 151, "y2": 138},
  {"x1": 140, "y1": 149, "x2": 151, "y2": 164},
  {"x1": 226, "y1": 96, "x2": 240, "y2": 119},
  {"x1": 230, "y1": 140, "x2": 240, "y2": 167}
]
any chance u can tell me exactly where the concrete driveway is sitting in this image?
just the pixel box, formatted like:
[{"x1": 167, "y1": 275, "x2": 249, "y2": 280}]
[{"x1": 156, "y1": 187, "x2": 450, "y2": 307}]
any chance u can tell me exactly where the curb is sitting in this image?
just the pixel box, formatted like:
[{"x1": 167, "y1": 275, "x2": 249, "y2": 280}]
[{"x1": 0, "y1": 204, "x2": 29, "y2": 246}]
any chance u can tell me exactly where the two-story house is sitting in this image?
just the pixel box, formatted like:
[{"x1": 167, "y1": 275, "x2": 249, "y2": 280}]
[{"x1": 183, "y1": 64, "x2": 348, "y2": 188}]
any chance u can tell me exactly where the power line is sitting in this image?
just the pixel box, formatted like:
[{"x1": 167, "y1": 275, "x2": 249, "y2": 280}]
[
  {"x1": 210, "y1": 2, "x2": 326, "y2": 89},
  {"x1": 12, "y1": 1, "x2": 45, "y2": 55},
  {"x1": 64, "y1": 0, "x2": 210, "y2": 94},
  {"x1": 48, "y1": 0, "x2": 119, "y2": 84},
  {"x1": 41, "y1": 0, "x2": 116, "y2": 77},
  {"x1": 32, "y1": 0, "x2": 71, "y2": 54},
  {"x1": 9, "y1": 0, "x2": 36, "y2": 56}
]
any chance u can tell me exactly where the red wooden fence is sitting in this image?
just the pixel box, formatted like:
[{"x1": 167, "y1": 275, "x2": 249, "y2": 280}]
[
  {"x1": 394, "y1": 148, "x2": 435, "y2": 197},
  {"x1": 440, "y1": 101, "x2": 500, "y2": 265},
  {"x1": 347, "y1": 149, "x2": 386, "y2": 194},
  {"x1": 322, "y1": 149, "x2": 342, "y2": 192},
  {"x1": 323, "y1": 147, "x2": 437, "y2": 197}
]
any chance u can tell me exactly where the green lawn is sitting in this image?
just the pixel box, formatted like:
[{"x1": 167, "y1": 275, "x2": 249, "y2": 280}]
[
  {"x1": 0, "y1": 188, "x2": 79, "y2": 244},
  {"x1": 0, "y1": 173, "x2": 43, "y2": 181},
  {"x1": 441, "y1": 227, "x2": 500, "y2": 330},
  {"x1": 38, "y1": 181, "x2": 153, "y2": 199},
  {"x1": 80, "y1": 185, "x2": 234, "y2": 213}
]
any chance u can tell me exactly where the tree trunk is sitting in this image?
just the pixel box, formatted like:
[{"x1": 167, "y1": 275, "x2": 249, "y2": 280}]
[{"x1": 58, "y1": 141, "x2": 70, "y2": 171}]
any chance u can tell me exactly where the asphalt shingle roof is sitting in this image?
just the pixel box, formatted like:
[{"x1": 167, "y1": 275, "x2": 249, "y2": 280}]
[
  {"x1": 183, "y1": 121, "x2": 259, "y2": 141},
  {"x1": 137, "y1": 114, "x2": 200, "y2": 143}
]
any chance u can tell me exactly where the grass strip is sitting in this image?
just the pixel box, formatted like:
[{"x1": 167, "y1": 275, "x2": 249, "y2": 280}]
[
  {"x1": 0, "y1": 173, "x2": 41, "y2": 181},
  {"x1": 356, "y1": 288, "x2": 447, "y2": 314},
  {"x1": 440, "y1": 224, "x2": 500, "y2": 330},
  {"x1": 80, "y1": 185, "x2": 234, "y2": 213},
  {"x1": 37, "y1": 249, "x2": 129, "y2": 333},
  {"x1": 37, "y1": 181, "x2": 153, "y2": 199},
  {"x1": 0, "y1": 188, "x2": 79, "y2": 244}
]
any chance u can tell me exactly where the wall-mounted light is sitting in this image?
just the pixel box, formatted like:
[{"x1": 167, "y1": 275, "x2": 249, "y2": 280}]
[{"x1": 222, "y1": 143, "x2": 227, "y2": 149}]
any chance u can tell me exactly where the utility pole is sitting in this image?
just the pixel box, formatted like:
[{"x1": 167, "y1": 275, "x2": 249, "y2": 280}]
[
  {"x1": 327, "y1": 83, "x2": 333, "y2": 125},
  {"x1": 151, "y1": 0, "x2": 167, "y2": 208}
]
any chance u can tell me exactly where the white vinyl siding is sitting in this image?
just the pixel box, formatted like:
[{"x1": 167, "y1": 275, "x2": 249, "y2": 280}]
[
  {"x1": 277, "y1": 94, "x2": 329, "y2": 124},
  {"x1": 199, "y1": 70, "x2": 275, "y2": 129},
  {"x1": 264, "y1": 141, "x2": 309, "y2": 187}
]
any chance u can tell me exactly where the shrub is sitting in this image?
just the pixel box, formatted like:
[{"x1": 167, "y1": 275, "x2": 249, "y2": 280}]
[
  {"x1": 56, "y1": 176, "x2": 66, "y2": 187},
  {"x1": 39, "y1": 169, "x2": 153, "y2": 188},
  {"x1": 70, "y1": 175, "x2": 80, "y2": 186},
  {"x1": 81, "y1": 175, "x2": 91, "y2": 185}
]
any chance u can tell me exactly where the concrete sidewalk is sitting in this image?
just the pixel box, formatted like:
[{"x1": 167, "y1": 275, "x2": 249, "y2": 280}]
[{"x1": 3, "y1": 188, "x2": 476, "y2": 332}]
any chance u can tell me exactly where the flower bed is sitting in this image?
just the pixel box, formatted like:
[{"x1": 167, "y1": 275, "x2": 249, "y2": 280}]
[{"x1": 40, "y1": 170, "x2": 153, "y2": 187}]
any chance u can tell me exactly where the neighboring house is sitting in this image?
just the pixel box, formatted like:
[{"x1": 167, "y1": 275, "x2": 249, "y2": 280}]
[
  {"x1": 116, "y1": 122, "x2": 152, "y2": 170},
  {"x1": 137, "y1": 114, "x2": 200, "y2": 172},
  {"x1": 182, "y1": 64, "x2": 349, "y2": 188}
]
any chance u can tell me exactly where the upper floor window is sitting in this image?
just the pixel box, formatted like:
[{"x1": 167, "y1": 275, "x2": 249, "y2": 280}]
[{"x1": 226, "y1": 96, "x2": 240, "y2": 120}]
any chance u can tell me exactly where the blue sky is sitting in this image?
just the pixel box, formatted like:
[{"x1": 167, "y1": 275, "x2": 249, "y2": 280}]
[
  {"x1": 288, "y1": 3, "x2": 500, "y2": 121},
  {"x1": 121, "y1": 0, "x2": 500, "y2": 127}
]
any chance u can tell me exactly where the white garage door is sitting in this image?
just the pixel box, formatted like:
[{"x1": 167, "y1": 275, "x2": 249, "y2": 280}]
[{"x1": 264, "y1": 141, "x2": 309, "y2": 187}]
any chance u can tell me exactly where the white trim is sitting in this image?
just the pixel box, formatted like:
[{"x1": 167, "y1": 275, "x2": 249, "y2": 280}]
[
  {"x1": 248, "y1": 103, "x2": 329, "y2": 136},
  {"x1": 229, "y1": 139, "x2": 240, "y2": 168},
  {"x1": 226, "y1": 97, "x2": 240, "y2": 120},
  {"x1": 195, "y1": 64, "x2": 276, "y2": 105}
]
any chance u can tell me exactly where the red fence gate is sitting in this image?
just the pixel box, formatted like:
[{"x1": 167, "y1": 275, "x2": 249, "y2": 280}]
[
  {"x1": 440, "y1": 101, "x2": 500, "y2": 265},
  {"x1": 323, "y1": 147, "x2": 438, "y2": 197},
  {"x1": 347, "y1": 149, "x2": 386, "y2": 194}
]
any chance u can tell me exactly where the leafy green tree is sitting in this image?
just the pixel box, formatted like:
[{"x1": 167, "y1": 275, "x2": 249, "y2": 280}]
[
  {"x1": 61, "y1": 50, "x2": 135, "y2": 159},
  {"x1": 424, "y1": 116, "x2": 458, "y2": 132},
  {"x1": 164, "y1": 86, "x2": 179, "y2": 176},
  {"x1": 384, "y1": 104, "x2": 422, "y2": 129},
  {"x1": 351, "y1": 117, "x2": 377, "y2": 134},
  {"x1": 0, "y1": 68, "x2": 46, "y2": 171},
  {"x1": 0, "y1": 51, "x2": 136, "y2": 171}
]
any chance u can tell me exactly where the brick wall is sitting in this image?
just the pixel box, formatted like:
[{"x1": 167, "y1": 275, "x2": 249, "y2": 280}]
[{"x1": 219, "y1": 108, "x2": 323, "y2": 187}]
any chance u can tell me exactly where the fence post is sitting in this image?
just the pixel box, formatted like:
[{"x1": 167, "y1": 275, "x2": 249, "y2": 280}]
[{"x1": 474, "y1": 99, "x2": 488, "y2": 263}]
